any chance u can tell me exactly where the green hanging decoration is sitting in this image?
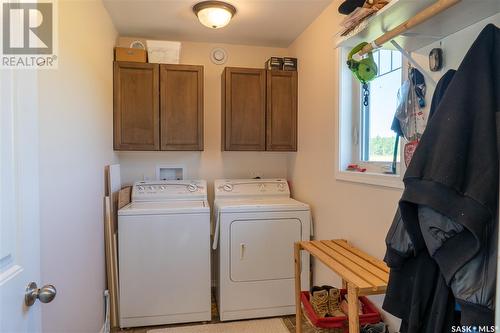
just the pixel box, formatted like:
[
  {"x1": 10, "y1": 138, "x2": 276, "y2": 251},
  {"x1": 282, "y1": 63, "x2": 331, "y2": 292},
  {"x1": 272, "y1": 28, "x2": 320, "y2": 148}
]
[{"x1": 346, "y1": 42, "x2": 378, "y2": 84}]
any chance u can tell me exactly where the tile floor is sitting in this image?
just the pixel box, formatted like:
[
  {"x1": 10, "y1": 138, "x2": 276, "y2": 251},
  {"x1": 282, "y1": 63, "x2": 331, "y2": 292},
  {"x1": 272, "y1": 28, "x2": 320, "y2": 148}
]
[{"x1": 112, "y1": 292, "x2": 344, "y2": 333}]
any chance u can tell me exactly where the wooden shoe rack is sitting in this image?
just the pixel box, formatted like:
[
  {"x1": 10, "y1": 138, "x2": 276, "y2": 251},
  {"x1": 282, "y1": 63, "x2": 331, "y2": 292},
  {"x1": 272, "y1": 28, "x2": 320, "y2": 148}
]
[{"x1": 294, "y1": 239, "x2": 389, "y2": 333}]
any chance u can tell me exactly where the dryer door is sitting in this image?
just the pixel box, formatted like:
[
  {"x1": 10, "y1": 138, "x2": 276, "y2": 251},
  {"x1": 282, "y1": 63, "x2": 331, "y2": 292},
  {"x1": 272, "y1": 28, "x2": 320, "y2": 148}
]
[{"x1": 230, "y1": 218, "x2": 301, "y2": 282}]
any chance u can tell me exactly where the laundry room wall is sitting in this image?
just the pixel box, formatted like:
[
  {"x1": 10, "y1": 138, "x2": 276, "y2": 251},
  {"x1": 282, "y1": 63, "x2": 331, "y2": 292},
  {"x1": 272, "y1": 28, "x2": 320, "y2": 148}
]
[
  {"x1": 286, "y1": 1, "x2": 500, "y2": 331},
  {"x1": 37, "y1": 1, "x2": 117, "y2": 332},
  {"x1": 117, "y1": 42, "x2": 291, "y2": 198},
  {"x1": 285, "y1": 2, "x2": 401, "y2": 329}
]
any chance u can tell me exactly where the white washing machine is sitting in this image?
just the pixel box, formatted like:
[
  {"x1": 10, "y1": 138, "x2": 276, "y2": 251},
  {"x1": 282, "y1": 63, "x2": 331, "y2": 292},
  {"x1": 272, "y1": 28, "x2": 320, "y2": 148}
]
[
  {"x1": 118, "y1": 180, "x2": 211, "y2": 328},
  {"x1": 212, "y1": 179, "x2": 311, "y2": 321}
]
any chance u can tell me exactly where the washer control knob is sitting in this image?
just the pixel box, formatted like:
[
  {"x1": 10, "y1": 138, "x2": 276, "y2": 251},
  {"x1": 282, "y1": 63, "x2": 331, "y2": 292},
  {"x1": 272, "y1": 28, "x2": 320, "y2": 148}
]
[
  {"x1": 137, "y1": 186, "x2": 144, "y2": 191},
  {"x1": 160, "y1": 186, "x2": 166, "y2": 191},
  {"x1": 278, "y1": 183, "x2": 286, "y2": 191},
  {"x1": 223, "y1": 184, "x2": 233, "y2": 192},
  {"x1": 188, "y1": 184, "x2": 198, "y2": 192}
]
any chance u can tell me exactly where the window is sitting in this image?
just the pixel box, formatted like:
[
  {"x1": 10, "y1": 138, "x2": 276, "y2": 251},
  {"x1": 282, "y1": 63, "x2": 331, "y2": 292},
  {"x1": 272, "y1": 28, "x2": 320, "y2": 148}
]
[
  {"x1": 337, "y1": 47, "x2": 405, "y2": 188},
  {"x1": 361, "y1": 50, "x2": 402, "y2": 164}
]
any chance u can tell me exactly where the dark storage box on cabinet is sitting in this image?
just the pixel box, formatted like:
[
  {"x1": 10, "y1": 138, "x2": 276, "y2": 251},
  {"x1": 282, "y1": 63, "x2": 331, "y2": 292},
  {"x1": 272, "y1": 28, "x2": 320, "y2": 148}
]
[
  {"x1": 266, "y1": 57, "x2": 284, "y2": 70},
  {"x1": 283, "y1": 57, "x2": 298, "y2": 71}
]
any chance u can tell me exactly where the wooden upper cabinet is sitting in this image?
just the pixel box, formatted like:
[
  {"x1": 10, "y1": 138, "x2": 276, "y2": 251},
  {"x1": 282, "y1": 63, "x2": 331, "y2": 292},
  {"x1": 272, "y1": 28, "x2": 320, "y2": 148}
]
[
  {"x1": 221, "y1": 67, "x2": 298, "y2": 152},
  {"x1": 160, "y1": 65, "x2": 204, "y2": 151},
  {"x1": 113, "y1": 62, "x2": 204, "y2": 151},
  {"x1": 114, "y1": 62, "x2": 159, "y2": 151},
  {"x1": 266, "y1": 70, "x2": 298, "y2": 151},
  {"x1": 222, "y1": 67, "x2": 266, "y2": 151}
]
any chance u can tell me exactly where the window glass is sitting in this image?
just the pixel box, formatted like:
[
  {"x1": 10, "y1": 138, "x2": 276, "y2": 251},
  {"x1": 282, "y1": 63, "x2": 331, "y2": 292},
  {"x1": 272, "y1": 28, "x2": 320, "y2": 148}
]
[
  {"x1": 361, "y1": 49, "x2": 403, "y2": 163},
  {"x1": 392, "y1": 50, "x2": 402, "y2": 69},
  {"x1": 378, "y1": 49, "x2": 392, "y2": 75}
]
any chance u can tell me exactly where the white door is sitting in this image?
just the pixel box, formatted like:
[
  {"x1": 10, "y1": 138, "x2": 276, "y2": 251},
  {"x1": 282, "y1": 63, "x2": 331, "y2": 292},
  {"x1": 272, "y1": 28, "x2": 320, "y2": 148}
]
[{"x1": 0, "y1": 68, "x2": 47, "y2": 332}]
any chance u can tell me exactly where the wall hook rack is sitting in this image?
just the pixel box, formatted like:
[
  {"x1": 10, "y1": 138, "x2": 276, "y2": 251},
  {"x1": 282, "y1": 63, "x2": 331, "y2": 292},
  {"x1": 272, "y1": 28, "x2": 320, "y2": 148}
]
[
  {"x1": 357, "y1": 0, "x2": 461, "y2": 56},
  {"x1": 390, "y1": 40, "x2": 436, "y2": 86}
]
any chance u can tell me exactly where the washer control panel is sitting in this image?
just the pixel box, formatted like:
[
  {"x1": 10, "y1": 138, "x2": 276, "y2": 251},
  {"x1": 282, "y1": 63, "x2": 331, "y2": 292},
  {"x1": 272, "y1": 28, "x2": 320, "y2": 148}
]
[
  {"x1": 132, "y1": 180, "x2": 207, "y2": 202},
  {"x1": 214, "y1": 179, "x2": 290, "y2": 198}
]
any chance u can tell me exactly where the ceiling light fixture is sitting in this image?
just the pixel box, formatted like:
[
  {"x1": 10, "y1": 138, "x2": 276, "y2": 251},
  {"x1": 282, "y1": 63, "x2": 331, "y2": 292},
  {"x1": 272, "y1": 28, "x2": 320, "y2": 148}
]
[{"x1": 193, "y1": 1, "x2": 236, "y2": 29}]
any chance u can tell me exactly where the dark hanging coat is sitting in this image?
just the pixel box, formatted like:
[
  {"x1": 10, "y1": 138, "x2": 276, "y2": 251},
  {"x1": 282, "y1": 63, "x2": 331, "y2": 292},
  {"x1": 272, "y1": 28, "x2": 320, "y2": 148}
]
[{"x1": 383, "y1": 24, "x2": 500, "y2": 330}]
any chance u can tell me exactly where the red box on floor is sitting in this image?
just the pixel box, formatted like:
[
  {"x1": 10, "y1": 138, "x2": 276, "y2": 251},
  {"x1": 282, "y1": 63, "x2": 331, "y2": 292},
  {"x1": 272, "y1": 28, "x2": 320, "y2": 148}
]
[{"x1": 301, "y1": 290, "x2": 381, "y2": 331}]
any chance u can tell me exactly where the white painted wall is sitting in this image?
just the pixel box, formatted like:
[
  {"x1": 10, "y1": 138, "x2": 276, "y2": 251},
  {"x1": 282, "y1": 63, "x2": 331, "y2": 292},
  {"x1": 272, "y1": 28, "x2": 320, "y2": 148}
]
[
  {"x1": 287, "y1": 1, "x2": 499, "y2": 332},
  {"x1": 38, "y1": 1, "x2": 117, "y2": 332},
  {"x1": 118, "y1": 42, "x2": 291, "y2": 200}
]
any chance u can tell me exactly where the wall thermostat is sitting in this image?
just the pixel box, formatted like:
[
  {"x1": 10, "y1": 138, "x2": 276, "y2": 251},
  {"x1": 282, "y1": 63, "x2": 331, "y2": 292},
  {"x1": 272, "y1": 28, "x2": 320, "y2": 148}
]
[
  {"x1": 429, "y1": 48, "x2": 443, "y2": 72},
  {"x1": 211, "y1": 48, "x2": 227, "y2": 65}
]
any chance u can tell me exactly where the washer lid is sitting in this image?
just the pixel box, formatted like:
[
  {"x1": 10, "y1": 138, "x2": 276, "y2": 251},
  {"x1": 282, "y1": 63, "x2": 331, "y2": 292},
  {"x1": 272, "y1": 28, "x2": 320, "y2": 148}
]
[
  {"x1": 215, "y1": 198, "x2": 309, "y2": 213},
  {"x1": 118, "y1": 200, "x2": 209, "y2": 216}
]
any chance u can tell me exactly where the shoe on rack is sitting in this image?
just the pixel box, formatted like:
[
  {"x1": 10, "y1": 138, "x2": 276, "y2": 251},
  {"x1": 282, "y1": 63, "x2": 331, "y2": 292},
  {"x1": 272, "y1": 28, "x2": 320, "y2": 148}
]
[
  {"x1": 328, "y1": 287, "x2": 345, "y2": 317},
  {"x1": 361, "y1": 322, "x2": 388, "y2": 333},
  {"x1": 340, "y1": 297, "x2": 363, "y2": 315},
  {"x1": 310, "y1": 289, "x2": 329, "y2": 318}
]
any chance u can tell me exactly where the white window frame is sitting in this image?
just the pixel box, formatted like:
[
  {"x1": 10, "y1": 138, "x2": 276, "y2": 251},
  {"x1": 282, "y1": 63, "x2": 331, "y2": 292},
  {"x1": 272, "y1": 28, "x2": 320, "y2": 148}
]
[{"x1": 335, "y1": 47, "x2": 406, "y2": 189}]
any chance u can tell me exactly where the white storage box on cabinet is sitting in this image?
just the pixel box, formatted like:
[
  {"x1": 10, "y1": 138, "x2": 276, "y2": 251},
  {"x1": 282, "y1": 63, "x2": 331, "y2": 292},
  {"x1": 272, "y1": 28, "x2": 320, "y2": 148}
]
[{"x1": 147, "y1": 40, "x2": 181, "y2": 64}]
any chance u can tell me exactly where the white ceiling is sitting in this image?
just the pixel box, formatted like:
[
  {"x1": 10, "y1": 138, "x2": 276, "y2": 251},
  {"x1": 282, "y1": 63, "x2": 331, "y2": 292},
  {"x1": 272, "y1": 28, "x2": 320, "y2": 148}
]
[{"x1": 103, "y1": 0, "x2": 333, "y2": 47}]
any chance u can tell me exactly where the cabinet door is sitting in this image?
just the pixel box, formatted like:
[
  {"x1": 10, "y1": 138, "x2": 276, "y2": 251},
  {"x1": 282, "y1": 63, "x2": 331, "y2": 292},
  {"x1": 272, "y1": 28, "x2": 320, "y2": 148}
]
[
  {"x1": 266, "y1": 70, "x2": 298, "y2": 151},
  {"x1": 222, "y1": 68, "x2": 266, "y2": 151},
  {"x1": 160, "y1": 65, "x2": 204, "y2": 151},
  {"x1": 113, "y1": 62, "x2": 159, "y2": 151}
]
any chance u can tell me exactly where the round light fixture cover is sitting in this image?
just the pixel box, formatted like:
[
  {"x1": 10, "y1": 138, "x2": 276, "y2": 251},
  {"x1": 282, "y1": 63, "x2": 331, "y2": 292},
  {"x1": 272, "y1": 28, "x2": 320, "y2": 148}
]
[
  {"x1": 210, "y1": 48, "x2": 227, "y2": 65},
  {"x1": 193, "y1": 1, "x2": 236, "y2": 29}
]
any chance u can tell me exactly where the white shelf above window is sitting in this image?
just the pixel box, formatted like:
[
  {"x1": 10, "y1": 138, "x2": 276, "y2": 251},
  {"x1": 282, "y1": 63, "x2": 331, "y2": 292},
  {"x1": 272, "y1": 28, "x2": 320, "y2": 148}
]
[{"x1": 336, "y1": 0, "x2": 500, "y2": 53}]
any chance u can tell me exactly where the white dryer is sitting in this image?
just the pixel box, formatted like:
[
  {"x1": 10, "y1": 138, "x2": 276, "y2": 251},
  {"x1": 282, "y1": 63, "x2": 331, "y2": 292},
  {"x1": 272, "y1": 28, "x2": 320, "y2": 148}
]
[
  {"x1": 213, "y1": 179, "x2": 311, "y2": 321},
  {"x1": 118, "y1": 180, "x2": 211, "y2": 328}
]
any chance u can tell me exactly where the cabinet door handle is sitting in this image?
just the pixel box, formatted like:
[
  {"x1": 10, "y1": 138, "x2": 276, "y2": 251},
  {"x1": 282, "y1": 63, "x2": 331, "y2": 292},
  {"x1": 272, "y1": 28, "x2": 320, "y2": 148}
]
[{"x1": 240, "y1": 243, "x2": 246, "y2": 260}]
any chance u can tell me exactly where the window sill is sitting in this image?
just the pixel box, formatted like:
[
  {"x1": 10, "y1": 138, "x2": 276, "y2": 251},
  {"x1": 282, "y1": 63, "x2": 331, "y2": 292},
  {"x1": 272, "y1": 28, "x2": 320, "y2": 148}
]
[{"x1": 335, "y1": 170, "x2": 404, "y2": 189}]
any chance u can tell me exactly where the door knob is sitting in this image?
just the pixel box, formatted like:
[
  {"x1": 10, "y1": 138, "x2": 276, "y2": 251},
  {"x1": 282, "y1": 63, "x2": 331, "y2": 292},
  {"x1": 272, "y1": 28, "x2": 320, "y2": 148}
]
[{"x1": 25, "y1": 282, "x2": 57, "y2": 306}]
